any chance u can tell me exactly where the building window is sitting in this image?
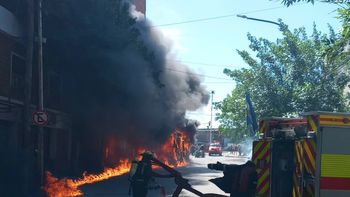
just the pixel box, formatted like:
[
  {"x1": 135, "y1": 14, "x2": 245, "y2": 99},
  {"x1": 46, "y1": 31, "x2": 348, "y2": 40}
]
[
  {"x1": 48, "y1": 72, "x2": 62, "y2": 109},
  {"x1": 10, "y1": 53, "x2": 25, "y2": 101},
  {"x1": 0, "y1": 120, "x2": 11, "y2": 149}
]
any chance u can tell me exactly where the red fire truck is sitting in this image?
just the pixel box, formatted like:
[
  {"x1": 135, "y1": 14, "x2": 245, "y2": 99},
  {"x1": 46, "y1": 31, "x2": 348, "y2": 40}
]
[{"x1": 252, "y1": 111, "x2": 350, "y2": 197}]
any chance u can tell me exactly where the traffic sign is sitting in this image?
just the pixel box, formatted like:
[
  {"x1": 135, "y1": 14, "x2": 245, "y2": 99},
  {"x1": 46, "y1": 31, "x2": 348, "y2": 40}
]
[{"x1": 33, "y1": 111, "x2": 49, "y2": 126}]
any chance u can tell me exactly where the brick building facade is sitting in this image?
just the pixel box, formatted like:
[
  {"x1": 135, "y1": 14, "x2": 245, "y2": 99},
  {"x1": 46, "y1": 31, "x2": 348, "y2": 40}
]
[
  {"x1": 0, "y1": 0, "x2": 148, "y2": 177},
  {"x1": 0, "y1": 2, "x2": 74, "y2": 178}
]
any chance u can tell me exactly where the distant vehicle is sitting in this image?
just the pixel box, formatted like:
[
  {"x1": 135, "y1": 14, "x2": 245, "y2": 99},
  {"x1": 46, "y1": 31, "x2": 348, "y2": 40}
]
[
  {"x1": 194, "y1": 149, "x2": 205, "y2": 158},
  {"x1": 208, "y1": 143, "x2": 222, "y2": 156},
  {"x1": 193, "y1": 144, "x2": 205, "y2": 158}
]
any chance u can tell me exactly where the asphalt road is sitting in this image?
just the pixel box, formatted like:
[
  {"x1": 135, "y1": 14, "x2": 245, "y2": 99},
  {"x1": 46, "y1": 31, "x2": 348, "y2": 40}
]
[{"x1": 81, "y1": 152, "x2": 249, "y2": 197}]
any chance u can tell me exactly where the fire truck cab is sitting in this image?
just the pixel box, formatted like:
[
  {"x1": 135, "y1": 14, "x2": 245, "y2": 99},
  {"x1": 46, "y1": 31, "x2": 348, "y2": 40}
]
[{"x1": 252, "y1": 112, "x2": 350, "y2": 197}]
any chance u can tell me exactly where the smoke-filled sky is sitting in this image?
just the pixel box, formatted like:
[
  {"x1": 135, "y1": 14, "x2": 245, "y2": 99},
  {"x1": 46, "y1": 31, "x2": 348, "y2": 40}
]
[
  {"x1": 107, "y1": 2, "x2": 209, "y2": 144},
  {"x1": 45, "y1": 0, "x2": 209, "y2": 147}
]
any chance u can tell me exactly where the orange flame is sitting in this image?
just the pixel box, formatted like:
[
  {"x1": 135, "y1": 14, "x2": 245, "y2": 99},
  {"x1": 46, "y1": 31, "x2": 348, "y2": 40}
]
[
  {"x1": 156, "y1": 131, "x2": 191, "y2": 168},
  {"x1": 45, "y1": 160, "x2": 131, "y2": 197},
  {"x1": 45, "y1": 130, "x2": 192, "y2": 197}
]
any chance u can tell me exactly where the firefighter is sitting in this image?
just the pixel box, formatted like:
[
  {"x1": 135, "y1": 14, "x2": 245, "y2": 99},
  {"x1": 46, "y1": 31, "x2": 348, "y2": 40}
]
[
  {"x1": 129, "y1": 152, "x2": 172, "y2": 197},
  {"x1": 208, "y1": 160, "x2": 257, "y2": 197}
]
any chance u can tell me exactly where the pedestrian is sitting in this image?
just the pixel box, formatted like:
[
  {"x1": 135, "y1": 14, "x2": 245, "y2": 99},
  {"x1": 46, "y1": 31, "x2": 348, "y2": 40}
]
[
  {"x1": 229, "y1": 144, "x2": 234, "y2": 155},
  {"x1": 233, "y1": 144, "x2": 238, "y2": 156},
  {"x1": 238, "y1": 145, "x2": 242, "y2": 156}
]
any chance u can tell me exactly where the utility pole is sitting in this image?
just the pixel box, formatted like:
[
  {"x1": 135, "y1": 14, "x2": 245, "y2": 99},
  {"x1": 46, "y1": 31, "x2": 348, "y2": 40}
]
[
  {"x1": 37, "y1": 0, "x2": 45, "y2": 188},
  {"x1": 209, "y1": 90, "x2": 214, "y2": 144}
]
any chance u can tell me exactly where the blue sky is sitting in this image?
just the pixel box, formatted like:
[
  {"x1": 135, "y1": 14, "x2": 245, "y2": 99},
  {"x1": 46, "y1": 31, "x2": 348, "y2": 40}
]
[{"x1": 146, "y1": 0, "x2": 341, "y2": 128}]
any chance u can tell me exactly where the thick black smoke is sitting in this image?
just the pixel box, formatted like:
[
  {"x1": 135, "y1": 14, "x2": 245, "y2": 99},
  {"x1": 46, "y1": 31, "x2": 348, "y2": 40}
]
[{"x1": 44, "y1": 0, "x2": 209, "y2": 147}]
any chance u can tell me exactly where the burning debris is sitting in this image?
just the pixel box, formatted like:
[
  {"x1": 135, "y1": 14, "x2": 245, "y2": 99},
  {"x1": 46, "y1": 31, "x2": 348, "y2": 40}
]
[{"x1": 157, "y1": 130, "x2": 191, "y2": 167}]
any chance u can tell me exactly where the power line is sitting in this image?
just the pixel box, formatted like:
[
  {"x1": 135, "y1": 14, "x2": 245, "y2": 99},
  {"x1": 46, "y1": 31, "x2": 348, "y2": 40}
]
[
  {"x1": 186, "y1": 112, "x2": 218, "y2": 117},
  {"x1": 238, "y1": 5, "x2": 287, "y2": 15},
  {"x1": 151, "y1": 13, "x2": 237, "y2": 27},
  {"x1": 165, "y1": 68, "x2": 233, "y2": 81},
  {"x1": 174, "y1": 60, "x2": 233, "y2": 68},
  {"x1": 204, "y1": 81, "x2": 235, "y2": 84},
  {"x1": 151, "y1": 6, "x2": 286, "y2": 27},
  {"x1": 186, "y1": 114, "x2": 214, "y2": 117}
]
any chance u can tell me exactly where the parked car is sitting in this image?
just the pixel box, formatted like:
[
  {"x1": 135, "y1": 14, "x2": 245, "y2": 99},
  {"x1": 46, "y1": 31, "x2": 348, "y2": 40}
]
[{"x1": 208, "y1": 143, "x2": 222, "y2": 156}]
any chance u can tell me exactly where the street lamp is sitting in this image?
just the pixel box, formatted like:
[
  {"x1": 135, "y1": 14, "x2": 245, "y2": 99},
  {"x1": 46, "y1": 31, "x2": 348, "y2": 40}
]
[{"x1": 237, "y1": 15, "x2": 281, "y2": 27}]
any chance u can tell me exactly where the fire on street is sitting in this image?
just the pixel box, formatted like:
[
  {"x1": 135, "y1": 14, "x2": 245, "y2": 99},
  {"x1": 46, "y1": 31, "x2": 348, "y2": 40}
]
[
  {"x1": 44, "y1": 131, "x2": 193, "y2": 197},
  {"x1": 80, "y1": 153, "x2": 248, "y2": 197}
]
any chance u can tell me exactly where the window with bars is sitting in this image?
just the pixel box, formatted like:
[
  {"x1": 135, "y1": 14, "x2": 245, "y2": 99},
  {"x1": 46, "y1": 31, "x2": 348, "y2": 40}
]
[{"x1": 10, "y1": 53, "x2": 25, "y2": 101}]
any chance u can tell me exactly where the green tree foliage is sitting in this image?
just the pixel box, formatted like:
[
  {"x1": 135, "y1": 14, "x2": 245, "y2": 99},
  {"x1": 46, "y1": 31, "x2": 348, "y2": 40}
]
[
  {"x1": 215, "y1": 89, "x2": 248, "y2": 142},
  {"x1": 216, "y1": 23, "x2": 349, "y2": 141},
  {"x1": 327, "y1": 3, "x2": 350, "y2": 62},
  {"x1": 280, "y1": 0, "x2": 350, "y2": 63},
  {"x1": 281, "y1": 0, "x2": 314, "y2": 6},
  {"x1": 280, "y1": 0, "x2": 346, "y2": 6}
]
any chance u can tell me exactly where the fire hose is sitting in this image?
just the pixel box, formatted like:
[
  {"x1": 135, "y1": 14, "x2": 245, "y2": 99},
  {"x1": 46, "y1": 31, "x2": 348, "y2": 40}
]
[{"x1": 150, "y1": 157, "x2": 228, "y2": 197}]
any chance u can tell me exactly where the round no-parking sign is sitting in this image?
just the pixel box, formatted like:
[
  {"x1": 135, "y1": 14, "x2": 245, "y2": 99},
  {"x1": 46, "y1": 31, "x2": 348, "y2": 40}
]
[{"x1": 33, "y1": 111, "x2": 49, "y2": 126}]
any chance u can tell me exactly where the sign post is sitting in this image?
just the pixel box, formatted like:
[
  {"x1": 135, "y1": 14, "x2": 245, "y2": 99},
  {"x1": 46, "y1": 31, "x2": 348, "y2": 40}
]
[{"x1": 37, "y1": 0, "x2": 45, "y2": 188}]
